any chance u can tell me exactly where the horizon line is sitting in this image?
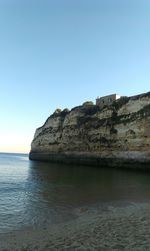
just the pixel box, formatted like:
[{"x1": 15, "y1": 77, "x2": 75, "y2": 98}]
[{"x1": 0, "y1": 151, "x2": 29, "y2": 155}]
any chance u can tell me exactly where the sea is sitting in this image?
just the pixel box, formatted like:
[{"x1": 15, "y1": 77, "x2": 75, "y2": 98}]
[{"x1": 1, "y1": 152, "x2": 150, "y2": 234}]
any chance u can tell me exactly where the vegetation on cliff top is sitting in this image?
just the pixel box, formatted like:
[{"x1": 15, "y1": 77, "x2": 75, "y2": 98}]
[{"x1": 35, "y1": 92, "x2": 150, "y2": 135}]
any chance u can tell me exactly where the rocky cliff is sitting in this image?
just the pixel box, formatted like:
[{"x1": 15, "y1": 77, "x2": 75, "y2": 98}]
[{"x1": 29, "y1": 92, "x2": 150, "y2": 168}]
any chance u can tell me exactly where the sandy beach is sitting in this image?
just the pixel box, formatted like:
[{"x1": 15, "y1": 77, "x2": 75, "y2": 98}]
[{"x1": 1, "y1": 202, "x2": 150, "y2": 251}]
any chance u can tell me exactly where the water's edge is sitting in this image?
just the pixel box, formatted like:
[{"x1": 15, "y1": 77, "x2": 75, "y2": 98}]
[{"x1": 29, "y1": 152, "x2": 150, "y2": 170}]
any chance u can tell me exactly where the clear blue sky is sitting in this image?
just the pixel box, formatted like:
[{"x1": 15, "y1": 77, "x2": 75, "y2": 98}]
[{"x1": 0, "y1": 0, "x2": 150, "y2": 153}]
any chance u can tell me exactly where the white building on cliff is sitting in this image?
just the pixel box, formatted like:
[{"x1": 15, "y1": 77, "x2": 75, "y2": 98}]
[{"x1": 96, "y1": 94, "x2": 121, "y2": 109}]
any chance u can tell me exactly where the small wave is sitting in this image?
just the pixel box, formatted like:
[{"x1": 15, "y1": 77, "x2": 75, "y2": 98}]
[{"x1": 18, "y1": 156, "x2": 29, "y2": 161}]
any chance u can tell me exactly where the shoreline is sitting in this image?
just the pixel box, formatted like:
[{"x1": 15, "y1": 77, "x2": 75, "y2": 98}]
[
  {"x1": 29, "y1": 151, "x2": 150, "y2": 170},
  {"x1": 1, "y1": 202, "x2": 150, "y2": 250}
]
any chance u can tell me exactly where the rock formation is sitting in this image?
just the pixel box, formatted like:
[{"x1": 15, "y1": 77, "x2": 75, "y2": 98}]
[{"x1": 29, "y1": 92, "x2": 150, "y2": 169}]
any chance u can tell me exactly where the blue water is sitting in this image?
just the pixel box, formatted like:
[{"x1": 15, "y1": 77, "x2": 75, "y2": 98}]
[{"x1": 0, "y1": 152, "x2": 150, "y2": 234}]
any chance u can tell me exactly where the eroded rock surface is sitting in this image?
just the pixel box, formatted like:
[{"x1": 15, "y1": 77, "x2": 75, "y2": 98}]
[{"x1": 30, "y1": 92, "x2": 150, "y2": 167}]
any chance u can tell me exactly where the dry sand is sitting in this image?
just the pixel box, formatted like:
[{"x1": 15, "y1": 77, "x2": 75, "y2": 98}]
[{"x1": 1, "y1": 203, "x2": 150, "y2": 251}]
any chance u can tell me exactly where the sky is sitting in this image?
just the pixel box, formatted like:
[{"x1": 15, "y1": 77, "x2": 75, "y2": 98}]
[{"x1": 0, "y1": 0, "x2": 150, "y2": 153}]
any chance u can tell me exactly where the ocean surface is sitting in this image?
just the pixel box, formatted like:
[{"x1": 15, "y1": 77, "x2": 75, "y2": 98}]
[{"x1": 0, "y1": 152, "x2": 150, "y2": 234}]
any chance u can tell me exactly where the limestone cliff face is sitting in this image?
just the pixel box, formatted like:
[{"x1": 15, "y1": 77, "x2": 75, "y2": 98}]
[{"x1": 30, "y1": 92, "x2": 150, "y2": 167}]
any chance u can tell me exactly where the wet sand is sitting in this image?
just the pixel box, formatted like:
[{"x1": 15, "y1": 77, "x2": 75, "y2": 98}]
[{"x1": 1, "y1": 202, "x2": 150, "y2": 251}]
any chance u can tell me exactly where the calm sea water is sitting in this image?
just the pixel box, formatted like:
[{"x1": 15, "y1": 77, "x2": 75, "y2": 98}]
[{"x1": 0, "y1": 152, "x2": 150, "y2": 234}]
